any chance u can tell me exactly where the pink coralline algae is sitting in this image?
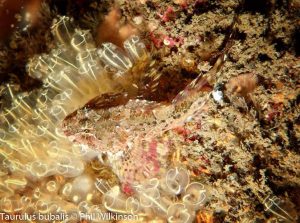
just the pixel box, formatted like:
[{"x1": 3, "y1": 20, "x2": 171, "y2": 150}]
[
  {"x1": 149, "y1": 32, "x2": 184, "y2": 48},
  {"x1": 157, "y1": 6, "x2": 175, "y2": 22}
]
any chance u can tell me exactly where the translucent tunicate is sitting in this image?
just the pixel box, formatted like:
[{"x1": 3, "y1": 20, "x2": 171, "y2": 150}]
[
  {"x1": 78, "y1": 201, "x2": 90, "y2": 213},
  {"x1": 0, "y1": 128, "x2": 7, "y2": 142},
  {"x1": 61, "y1": 183, "x2": 72, "y2": 197},
  {"x1": 137, "y1": 186, "x2": 160, "y2": 208},
  {"x1": 0, "y1": 198, "x2": 11, "y2": 212},
  {"x1": 50, "y1": 105, "x2": 68, "y2": 121},
  {"x1": 47, "y1": 141, "x2": 59, "y2": 158},
  {"x1": 182, "y1": 182, "x2": 207, "y2": 211},
  {"x1": 35, "y1": 200, "x2": 49, "y2": 214},
  {"x1": 55, "y1": 157, "x2": 84, "y2": 177},
  {"x1": 2, "y1": 158, "x2": 10, "y2": 168},
  {"x1": 167, "y1": 203, "x2": 194, "y2": 223},
  {"x1": 134, "y1": 178, "x2": 168, "y2": 215},
  {"x1": 76, "y1": 48, "x2": 97, "y2": 64},
  {"x1": 33, "y1": 188, "x2": 41, "y2": 199},
  {"x1": 55, "y1": 163, "x2": 70, "y2": 176},
  {"x1": 70, "y1": 175, "x2": 93, "y2": 202},
  {"x1": 163, "y1": 167, "x2": 190, "y2": 195},
  {"x1": 51, "y1": 16, "x2": 74, "y2": 46},
  {"x1": 48, "y1": 203, "x2": 61, "y2": 214},
  {"x1": 37, "y1": 90, "x2": 52, "y2": 106},
  {"x1": 20, "y1": 196, "x2": 32, "y2": 210},
  {"x1": 29, "y1": 161, "x2": 48, "y2": 177},
  {"x1": 103, "y1": 186, "x2": 128, "y2": 214},
  {"x1": 46, "y1": 180, "x2": 57, "y2": 192},
  {"x1": 27, "y1": 55, "x2": 58, "y2": 80},
  {"x1": 71, "y1": 29, "x2": 92, "y2": 51},
  {"x1": 126, "y1": 197, "x2": 141, "y2": 214},
  {"x1": 4, "y1": 177, "x2": 27, "y2": 189},
  {"x1": 77, "y1": 50, "x2": 100, "y2": 81},
  {"x1": 8, "y1": 124, "x2": 20, "y2": 134},
  {"x1": 98, "y1": 43, "x2": 132, "y2": 73},
  {"x1": 263, "y1": 195, "x2": 295, "y2": 223},
  {"x1": 95, "y1": 178, "x2": 112, "y2": 194},
  {"x1": 36, "y1": 120, "x2": 52, "y2": 138},
  {"x1": 123, "y1": 35, "x2": 148, "y2": 62},
  {"x1": 12, "y1": 95, "x2": 33, "y2": 116}
]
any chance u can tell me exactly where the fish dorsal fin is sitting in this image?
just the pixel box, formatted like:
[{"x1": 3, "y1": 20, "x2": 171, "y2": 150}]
[
  {"x1": 85, "y1": 92, "x2": 130, "y2": 109},
  {"x1": 172, "y1": 54, "x2": 226, "y2": 104}
]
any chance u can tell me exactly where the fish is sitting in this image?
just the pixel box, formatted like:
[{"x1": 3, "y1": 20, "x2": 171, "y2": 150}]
[{"x1": 61, "y1": 51, "x2": 226, "y2": 192}]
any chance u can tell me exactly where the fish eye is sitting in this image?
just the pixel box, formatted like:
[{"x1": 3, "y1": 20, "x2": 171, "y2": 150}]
[{"x1": 84, "y1": 129, "x2": 89, "y2": 133}]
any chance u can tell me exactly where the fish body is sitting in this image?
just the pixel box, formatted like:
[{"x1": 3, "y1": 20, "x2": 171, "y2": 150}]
[{"x1": 62, "y1": 53, "x2": 225, "y2": 190}]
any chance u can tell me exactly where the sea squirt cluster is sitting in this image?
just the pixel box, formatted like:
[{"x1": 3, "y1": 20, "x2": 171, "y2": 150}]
[
  {"x1": 0, "y1": 15, "x2": 212, "y2": 222},
  {"x1": 96, "y1": 167, "x2": 207, "y2": 222}
]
